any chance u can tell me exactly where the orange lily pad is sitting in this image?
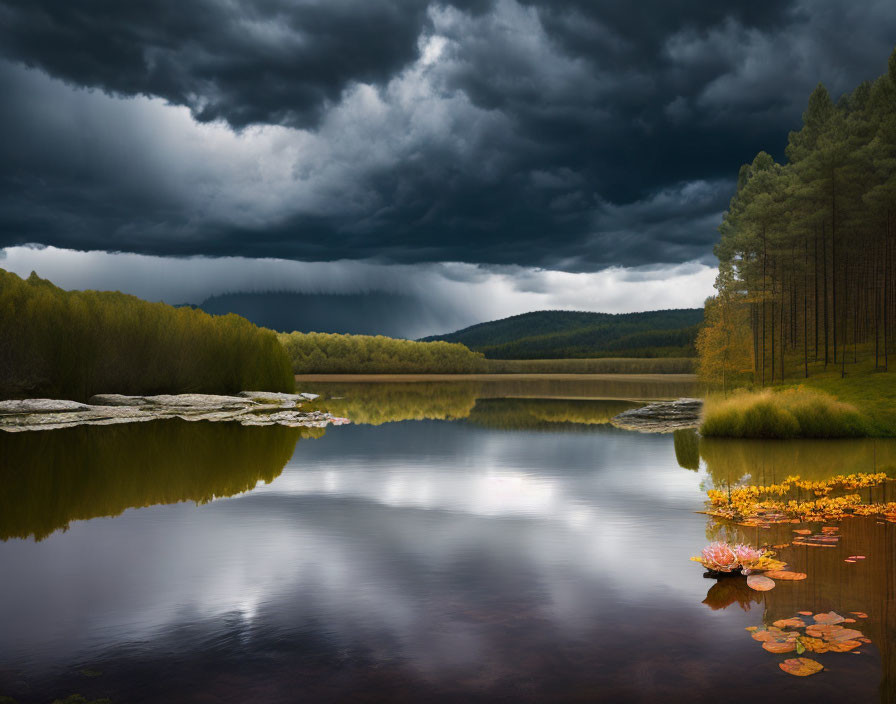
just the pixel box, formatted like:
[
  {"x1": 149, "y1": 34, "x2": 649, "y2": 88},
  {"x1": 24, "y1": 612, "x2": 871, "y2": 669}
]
[
  {"x1": 780, "y1": 657, "x2": 824, "y2": 677},
  {"x1": 813, "y1": 612, "x2": 846, "y2": 625},
  {"x1": 821, "y1": 527, "x2": 839, "y2": 533},
  {"x1": 805, "y1": 624, "x2": 863, "y2": 642},
  {"x1": 752, "y1": 626, "x2": 796, "y2": 644},
  {"x1": 825, "y1": 639, "x2": 862, "y2": 653},
  {"x1": 747, "y1": 574, "x2": 776, "y2": 592},
  {"x1": 793, "y1": 529, "x2": 812, "y2": 535},
  {"x1": 798, "y1": 611, "x2": 813, "y2": 616},
  {"x1": 764, "y1": 570, "x2": 807, "y2": 581},
  {"x1": 752, "y1": 628, "x2": 787, "y2": 642},
  {"x1": 763, "y1": 641, "x2": 796, "y2": 653},
  {"x1": 845, "y1": 559, "x2": 857, "y2": 563},
  {"x1": 800, "y1": 636, "x2": 830, "y2": 653},
  {"x1": 851, "y1": 612, "x2": 868, "y2": 619},
  {"x1": 792, "y1": 541, "x2": 835, "y2": 547},
  {"x1": 826, "y1": 628, "x2": 863, "y2": 642},
  {"x1": 773, "y1": 618, "x2": 807, "y2": 629}
]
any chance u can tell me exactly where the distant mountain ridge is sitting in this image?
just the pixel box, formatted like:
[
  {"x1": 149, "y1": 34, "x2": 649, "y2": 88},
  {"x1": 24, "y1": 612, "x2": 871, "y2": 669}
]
[{"x1": 421, "y1": 309, "x2": 703, "y2": 359}]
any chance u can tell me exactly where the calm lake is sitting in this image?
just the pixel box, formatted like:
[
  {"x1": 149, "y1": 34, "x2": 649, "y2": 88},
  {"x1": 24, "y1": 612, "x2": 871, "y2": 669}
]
[{"x1": 1, "y1": 376, "x2": 895, "y2": 703}]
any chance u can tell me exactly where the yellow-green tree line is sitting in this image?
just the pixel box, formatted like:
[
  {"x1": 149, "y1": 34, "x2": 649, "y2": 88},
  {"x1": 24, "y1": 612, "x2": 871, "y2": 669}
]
[
  {"x1": 278, "y1": 330, "x2": 487, "y2": 374},
  {"x1": 699, "y1": 48, "x2": 896, "y2": 387},
  {"x1": 0, "y1": 269, "x2": 293, "y2": 400}
]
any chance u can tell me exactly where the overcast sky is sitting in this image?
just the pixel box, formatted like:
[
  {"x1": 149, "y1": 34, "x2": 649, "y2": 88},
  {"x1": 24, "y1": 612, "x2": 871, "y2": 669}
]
[{"x1": 2, "y1": 1, "x2": 895, "y2": 335}]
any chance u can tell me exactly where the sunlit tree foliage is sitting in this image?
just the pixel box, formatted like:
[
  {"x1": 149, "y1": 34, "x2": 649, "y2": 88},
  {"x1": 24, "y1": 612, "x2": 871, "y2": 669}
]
[
  {"x1": 0, "y1": 269, "x2": 294, "y2": 400},
  {"x1": 278, "y1": 331, "x2": 487, "y2": 374}
]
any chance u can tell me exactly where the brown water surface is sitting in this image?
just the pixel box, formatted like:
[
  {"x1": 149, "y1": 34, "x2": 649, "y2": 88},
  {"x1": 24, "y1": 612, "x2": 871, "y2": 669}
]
[{"x1": 0, "y1": 379, "x2": 893, "y2": 703}]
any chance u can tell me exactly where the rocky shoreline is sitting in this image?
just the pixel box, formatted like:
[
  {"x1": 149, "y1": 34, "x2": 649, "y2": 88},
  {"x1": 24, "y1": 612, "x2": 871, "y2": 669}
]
[
  {"x1": 0, "y1": 391, "x2": 350, "y2": 432},
  {"x1": 610, "y1": 398, "x2": 703, "y2": 433}
]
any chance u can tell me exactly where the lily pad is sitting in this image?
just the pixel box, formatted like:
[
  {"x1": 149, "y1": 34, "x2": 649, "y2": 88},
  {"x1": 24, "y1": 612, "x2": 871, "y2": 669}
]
[
  {"x1": 764, "y1": 570, "x2": 807, "y2": 581},
  {"x1": 800, "y1": 636, "x2": 830, "y2": 653},
  {"x1": 825, "y1": 639, "x2": 862, "y2": 653},
  {"x1": 763, "y1": 641, "x2": 796, "y2": 653},
  {"x1": 805, "y1": 624, "x2": 863, "y2": 642},
  {"x1": 752, "y1": 626, "x2": 795, "y2": 643},
  {"x1": 747, "y1": 574, "x2": 776, "y2": 592},
  {"x1": 779, "y1": 657, "x2": 824, "y2": 677},
  {"x1": 813, "y1": 611, "x2": 846, "y2": 625}
]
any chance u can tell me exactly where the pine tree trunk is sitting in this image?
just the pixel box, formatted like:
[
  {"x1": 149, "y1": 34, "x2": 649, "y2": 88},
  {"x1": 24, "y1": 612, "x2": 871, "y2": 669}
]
[
  {"x1": 841, "y1": 249, "x2": 847, "y2": 379},
  {"x1": 771, "y1": 259, "x2": 776, "y2": 384},
  {"x1": 823, "y1": 219, "x2": 829, "y2": 367},
  {"x1": 814, "y1": 228, "x2": 819, "y2": 362},
  {"x1": 884, "y1": 209, "x2": 892, "y2": 371},
  {"x1": 762, "y1": 229, "x2": 768, "y2": 385},
  {"x1": 804, "y1": 233, "x2": 809, "y2": 378}
]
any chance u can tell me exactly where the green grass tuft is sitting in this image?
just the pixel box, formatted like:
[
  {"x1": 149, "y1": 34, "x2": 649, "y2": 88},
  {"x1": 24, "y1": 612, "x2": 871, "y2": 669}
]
[{"x1": 700, "y1": 387, "x2": 873, "y2": 439}]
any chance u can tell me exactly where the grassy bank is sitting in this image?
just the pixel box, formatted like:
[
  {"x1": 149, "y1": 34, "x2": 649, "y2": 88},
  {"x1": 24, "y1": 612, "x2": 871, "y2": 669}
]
[
  {"x1": 700, "y1": 388, "x2": 873, "y2": 438},
  {"x1": 0, "y1": 269, "x2": 294, "y2": 400},
  {"x1": 798, "y1": 370, "x2": 896, "y2": 436},
  {"x1": 700, "y1": 366, "x2": 896, "y2": 438}
]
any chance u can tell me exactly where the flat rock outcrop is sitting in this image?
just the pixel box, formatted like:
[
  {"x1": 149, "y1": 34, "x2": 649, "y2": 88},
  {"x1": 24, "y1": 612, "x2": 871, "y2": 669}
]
[
  {"x1": 0, "y1": 392, "x2": 349, "y2": 433},
  {"x1": 610, "y1": 398, "x2": 703, "y2": 433}
]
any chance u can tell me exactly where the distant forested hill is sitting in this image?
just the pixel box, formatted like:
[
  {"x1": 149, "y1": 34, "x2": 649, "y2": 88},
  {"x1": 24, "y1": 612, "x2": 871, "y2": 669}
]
[{"x1": 421, "y1": 309, "x2": 703, "y2": 359}]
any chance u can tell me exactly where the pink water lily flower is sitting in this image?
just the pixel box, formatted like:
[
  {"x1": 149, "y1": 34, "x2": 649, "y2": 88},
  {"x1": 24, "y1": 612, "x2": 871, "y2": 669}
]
[
  {"x1": 701, "y1": 542, "x2": 740, "y2": 572},
  {"x1": 733, "y1": 544, "x2": 763, "y2": 574},
  {"x1": 734, "y1": 544, "x2": 763, "y2": 564}
]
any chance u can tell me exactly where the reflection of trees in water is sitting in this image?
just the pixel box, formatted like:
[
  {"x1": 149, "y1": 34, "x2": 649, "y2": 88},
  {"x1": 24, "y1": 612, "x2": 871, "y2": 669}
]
[
  {"x1": 474, "y1": 376, "x2": 696, "y2": 401},
  {"x1": 305, "y1": 377, "x2": 697, "y2": 427},
  {"x1": 307, "y1": 379, "x2": 646, "y2": 430},
  {"x1": 306, "y1": 382, "x2": 481, "y2": 425},
  {"x1": 0, "y1": 420, "x2": 314, "y2": 541},
  {"x1": 673, "y1": 429, "x2": 700, "y2": 470},
  {"x1": 465, "y1": 398, "x2": 641, "y2": 431},
  {"x1": 694, "y1": 438, "x2": 896, "y2": 487}
]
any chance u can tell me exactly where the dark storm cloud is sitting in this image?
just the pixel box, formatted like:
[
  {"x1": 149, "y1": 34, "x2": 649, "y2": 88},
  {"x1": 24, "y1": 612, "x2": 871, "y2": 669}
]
[
  {"x1": 0, "y1": 0, "x2": 895, "y2": 270},
  {"x1": 0, "y1": 0, "x2": 436, "y2": 129}
]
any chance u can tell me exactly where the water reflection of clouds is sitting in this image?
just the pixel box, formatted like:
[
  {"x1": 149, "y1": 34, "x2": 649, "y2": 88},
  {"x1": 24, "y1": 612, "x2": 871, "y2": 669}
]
[
  {"x1": 0, "y1": 421, "x2": 712, "y2": 678},
  {"x1": 273, "y1": 466, "x2": 561, "y2": 519}
]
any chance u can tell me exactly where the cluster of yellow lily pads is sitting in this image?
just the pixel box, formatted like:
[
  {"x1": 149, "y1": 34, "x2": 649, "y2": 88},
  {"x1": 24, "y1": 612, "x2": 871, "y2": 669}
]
[{"x1": 705, "y1": 472, "x2": 896, "y2": 523}]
